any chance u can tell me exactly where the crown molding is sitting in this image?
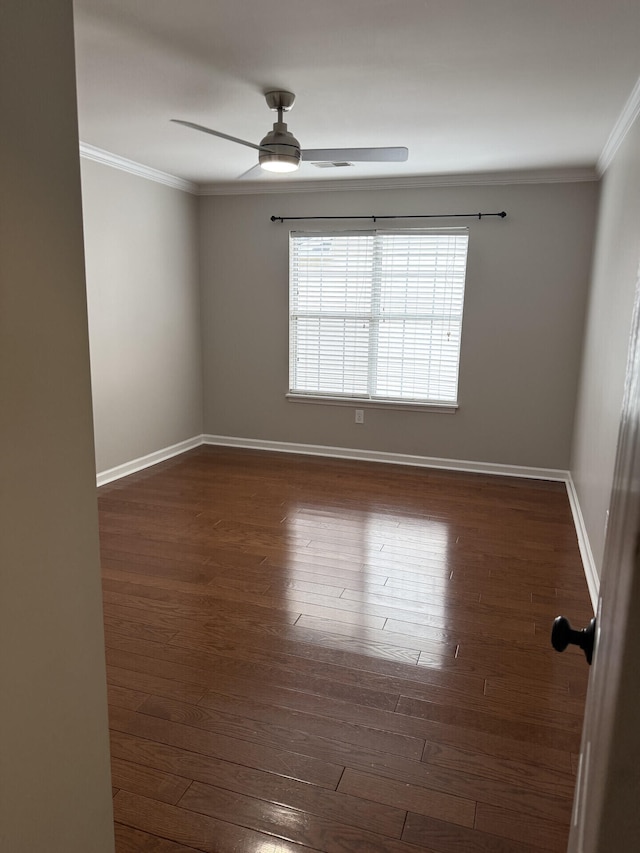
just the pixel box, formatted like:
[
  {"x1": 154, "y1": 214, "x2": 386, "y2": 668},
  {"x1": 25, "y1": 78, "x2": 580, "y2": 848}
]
[
  {"x1": 598, "y1": 75, "x2": 640, "y2": 175},
  {"x1": 197, "y1": 166, "x2": 598, "y2": 196},
  {"x1": 78, "y1": 140, "x2": 598, "y2": 197},
  {"x1": 79, "y1": 142, "x2": 198, "y2": 194}
]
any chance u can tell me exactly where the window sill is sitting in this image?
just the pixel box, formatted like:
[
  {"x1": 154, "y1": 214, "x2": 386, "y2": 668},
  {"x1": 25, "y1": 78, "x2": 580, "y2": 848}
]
[{"x1": 286, "y1": 394, "x2": 458, "y2": 414}]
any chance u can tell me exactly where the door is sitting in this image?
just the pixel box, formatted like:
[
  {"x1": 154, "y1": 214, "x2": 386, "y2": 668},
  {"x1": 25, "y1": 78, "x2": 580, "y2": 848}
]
[{"x1": 568, "y1": 271, "x2": 640, "y2": 851}]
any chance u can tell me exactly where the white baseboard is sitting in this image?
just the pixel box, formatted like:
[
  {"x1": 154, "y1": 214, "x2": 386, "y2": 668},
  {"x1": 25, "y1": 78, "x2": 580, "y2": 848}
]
[
  {"x1": 96, "y1": 435, "x2": 203, "y2": 487},
  {"x1": 202, "y1": 433, "x2": 569, "y2": 481},
  {"x1": 96, "y1": 432, "x2": 598, "y2": 609},
  {"x1": 566, "y1": 474, "x2": 600, "y2": 613}
]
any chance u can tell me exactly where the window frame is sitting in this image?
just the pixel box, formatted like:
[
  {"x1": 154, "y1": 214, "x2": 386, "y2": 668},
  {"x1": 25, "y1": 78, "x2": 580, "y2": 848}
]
[{"x1": 287, "y1": 227, "x2": 469, "y2": 413}]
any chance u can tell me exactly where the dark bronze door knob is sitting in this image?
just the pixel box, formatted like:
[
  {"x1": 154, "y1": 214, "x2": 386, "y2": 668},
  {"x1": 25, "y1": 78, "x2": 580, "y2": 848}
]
[{"x1": 551, "y1": 616, "x2": 596, "y2": 665}]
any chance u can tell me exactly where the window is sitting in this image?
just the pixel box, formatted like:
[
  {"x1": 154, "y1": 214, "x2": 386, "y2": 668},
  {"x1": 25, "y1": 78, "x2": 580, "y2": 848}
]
[{"x1": 288, "y1": 229, "x2": 469, "y2": 408}]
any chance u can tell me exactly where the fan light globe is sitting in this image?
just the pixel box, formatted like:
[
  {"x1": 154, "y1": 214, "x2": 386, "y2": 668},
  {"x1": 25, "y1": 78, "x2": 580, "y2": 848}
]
[
  {"x1": 260, "y1": 158, "x2": 299, "y2": 173},
  {"x1": 259, "y1": 121, "x2": 301, "y2": 173}
]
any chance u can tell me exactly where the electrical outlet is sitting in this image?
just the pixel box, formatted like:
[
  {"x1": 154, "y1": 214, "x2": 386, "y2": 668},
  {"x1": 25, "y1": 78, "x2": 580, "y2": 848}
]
[{"x1": 355, "y1": 409, "x2": 364, "y2": 424}]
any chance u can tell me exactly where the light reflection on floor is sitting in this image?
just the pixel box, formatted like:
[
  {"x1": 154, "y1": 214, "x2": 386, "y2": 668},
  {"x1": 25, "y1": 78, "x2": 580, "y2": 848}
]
[
  {"x1": 282, "y1": 503, "x2": 452, "y2": 669},
  {"x1": 256, "y1": 839, "x2": 299, "y2": 853}
]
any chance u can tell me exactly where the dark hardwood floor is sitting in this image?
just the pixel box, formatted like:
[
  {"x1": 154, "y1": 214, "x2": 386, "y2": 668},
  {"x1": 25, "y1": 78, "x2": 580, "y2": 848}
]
[{"x1": 99, "y1": 446, "x2": 593, "y2": 853}]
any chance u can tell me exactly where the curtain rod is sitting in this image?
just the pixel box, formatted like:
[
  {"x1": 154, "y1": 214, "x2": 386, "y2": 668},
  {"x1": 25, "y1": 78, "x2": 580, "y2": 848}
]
[{"x1": 270, "y1": 211, "x2": 507, "y2": 223}]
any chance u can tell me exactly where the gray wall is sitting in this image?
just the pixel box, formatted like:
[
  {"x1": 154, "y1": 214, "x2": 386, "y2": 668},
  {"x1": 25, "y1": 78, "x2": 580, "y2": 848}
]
[
  {"x1": 200, "y1": 181, "x2": 597, "y2": 469},
  {"x1": 81, "y1": 158, "x2": 203, "y2": 474},
  {"x1": 0, "y1": 2, "x2": 114, "y2": 851},
  {"x1": 571, "y1": 115, "x2": 640, "y2": 576}
]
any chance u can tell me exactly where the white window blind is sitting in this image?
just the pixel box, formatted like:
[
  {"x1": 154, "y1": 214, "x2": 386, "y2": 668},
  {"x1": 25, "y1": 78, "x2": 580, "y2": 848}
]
[{"x1": 289, "y1": 229, "x2": 469, "y2": 406}]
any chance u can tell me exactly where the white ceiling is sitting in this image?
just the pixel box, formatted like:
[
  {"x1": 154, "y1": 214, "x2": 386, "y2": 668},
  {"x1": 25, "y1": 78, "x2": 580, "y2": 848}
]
[{"x1": 73, "y1": 0, "x2": 640, "y2": 190}]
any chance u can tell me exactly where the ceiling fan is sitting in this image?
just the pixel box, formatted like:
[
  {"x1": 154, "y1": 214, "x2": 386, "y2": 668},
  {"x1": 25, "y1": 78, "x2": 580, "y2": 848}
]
[{"x1": 171, "y1": 90, "x2": 408, "y2": 175}]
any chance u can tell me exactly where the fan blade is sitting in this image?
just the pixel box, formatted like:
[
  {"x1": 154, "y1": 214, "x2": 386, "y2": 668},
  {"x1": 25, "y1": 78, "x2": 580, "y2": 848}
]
[
  {"x1": 171, "y1": 119, "x2": 271, "y2": 152},
  {"x1": 301, "y1": 147, "x2": 408, "y2": 162},
  {"x1": 237, "y1": 164, "x2": 264, "y2": 181}
]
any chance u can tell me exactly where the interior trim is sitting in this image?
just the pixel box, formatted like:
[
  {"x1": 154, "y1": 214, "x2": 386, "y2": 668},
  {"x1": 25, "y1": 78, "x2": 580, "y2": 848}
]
[
  {"x1": 598, "y1": 74, "x2": 640, "y2": 175},
  {"x1": 565, "y1": 474, "x2": 600, "y2": 612},
  {"x1": 198, "y1": 167, "x2": 599, "y2": 196},
  {"x1": 78, "y1": 141, "x2": 598, "y2": 195},
  {"x1": 95, "y1": 435, "x2": 202, "y2": 487},
  {"x1": 80, "y1": 142, "x2": 198, "y2": 194},
  {"x1": 202, "y1": 433, "x2": 568, "y2": 480}
]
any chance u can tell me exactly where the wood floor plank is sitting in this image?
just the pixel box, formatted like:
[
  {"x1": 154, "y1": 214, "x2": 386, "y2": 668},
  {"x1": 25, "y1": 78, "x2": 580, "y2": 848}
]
[
  {"x1": 106, "y1": 622, "x2": 486, "y2": 701},
  {"x1": 114, "y1": 698, "x2": 571, "y2": 824},
  {"x1": 260, "y1": 559, "x2": 390, "y2": 589},
  {"x1": 421, "y1": 741, "x2": 576, "y2": 798},
  {"x1": 194, "y1": 676, "x2": 571, "y2": 768},
  {"x1": 103, "y1": 612, "x2": 179, "y2": 645},
  {"x1": 384, "y1": 613, "x2": 536, "y2": 641},
  {"x1": 178, "y1": 780, "x2": 426, "y2": 853},
  {"x1": 102, "y1": 582, "x2": 298, "y2": 627},
  {"x1": 102, "y1": 553, "x2": 272, "y2": 593},
  {"x1": 103, "y1": 595, "x2": 299, "y2": 638},
  {"x1": 98, "y1": 447, "x2": 592, "y2": 851},
  {"x1": 114, "y1": 822, "x2": 202, "y2": 853},
  {"x1": 109, "y1": 705, "x2": 344, "y2": 790},
  {"x1": 340, "y1": 588, "x2": 536, "y2": 636},
  {"x1": 337, "y1": 750, "x2": 572, "y2": 824},
  {"x1": 257, "y1": 620, "x2": 426, "y2": 664},
  {"x1": 136, "y1": 692, "x2": 424, "y2": 768},
  {"x1": 114, "y1": 791, "x2": 326, "y2": 853},
  {"x1": 183, "y1": 666, "x2": 572, "y2": 774},
  {"x1": 474, "y1": 802, "x2": 569, "y2": 852},
  {"x1": 110, "y1": 756, "x2": 191, "y2": 805},
  {"x1": 191, "y1": 689, "x2": 425, "y2": 759},
  {"x1": 338, "y1": 767, "x2": 476, "y2": 827},
  {"x1": 483, "y1": 674, "x2": 587, "y2": 717},
  {"x1": 106, "y1": 663, "x2": 207, "y2": 705},
  {"x1": 399, "y1": 680, "x2": 585, "y2": 732},
  {"x1": 106, "y1": 642, "x2": 401, "y2": 711},
  {"x1": 396, "y1": 695, "x2": 582, "y2": 752},
  {"x1": 109, "y1": 730, "x2": 405, "y2": 838},
  {"x1": 419, "y1": 643, "x2": 586, "y2": 687},
  {"x1": 402, "y1": 812, "x2": 552, "y2": 853},
  {"x1": 138, "y1": 693, "x2": 573, "y2": 824},
  {"x1": 292, "y1": 613, "x2": 455, "y2": 658},
  {"x1": 107, "y1": 683, "x2": 150, "y2": 711}
]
